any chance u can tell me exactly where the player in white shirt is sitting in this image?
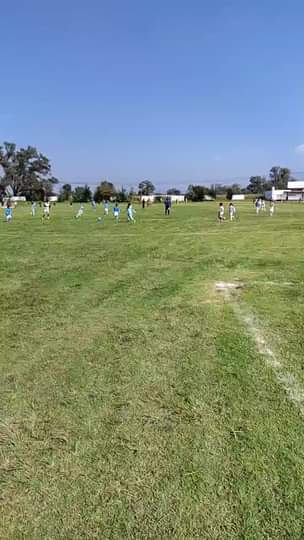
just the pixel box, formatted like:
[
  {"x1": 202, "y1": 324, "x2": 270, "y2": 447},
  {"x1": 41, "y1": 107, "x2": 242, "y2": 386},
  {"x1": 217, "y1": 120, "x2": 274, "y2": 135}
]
[
  {"x1": 76, "y1": 204, "x2": 84, "y2": 218},
  {"x1": 218, "y1": 203, "x2": 225, "y2": 222},
  {"x1": 269, "y1": 201, "x2": 275, "y2": 216},
  {"x1": 228, "y1": 203, "x2": 236, "y2": 221},
  {"x1": 255, "y1": 198, "x2": 261, "y2": 215},
  {"x1": 43, "y1": 201, "x2": 50, "y2": 220},
  {"x1": 127, "y1": 203, "x2": 136, "y2": 222},
  {"x1": 31, "y1": 201, "x2": 37, "y2": 216},
  {"x1": 103, "y1": 200, "x2": 109, "y2": 215}
]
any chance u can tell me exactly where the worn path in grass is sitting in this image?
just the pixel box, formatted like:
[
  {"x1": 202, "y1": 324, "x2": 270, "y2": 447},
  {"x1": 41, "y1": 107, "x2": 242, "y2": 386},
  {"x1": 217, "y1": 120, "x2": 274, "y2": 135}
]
[{"x1": 1, "y1": 202, "x2": 304, "y2": 539}]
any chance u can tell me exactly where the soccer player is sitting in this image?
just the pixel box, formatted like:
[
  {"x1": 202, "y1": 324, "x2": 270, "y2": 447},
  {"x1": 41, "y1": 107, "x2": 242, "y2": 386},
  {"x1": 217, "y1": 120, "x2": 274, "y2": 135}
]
[
  {"x1": 43, "y1": 201, "x2": 50, "y2": 220},
  {"x1": 91, "y1": 199, "x2": 97, "y2": 210},
  {"x1": 229, "y1": 202, "x2": 236, "y2": 221},
  {"x1": 164, "y1": 197, "x2": 172, "y2": 216},
  {"x1": 127, "y1": 202, "x2": 136, "y2": 222},
  {"x1": 113, "y1": 202, "x2": 121, "y2": 221},
  {"x1": 76, "y1": 204, "x2": 84, "y2": 218},
  {"x1": 218, "y1": 202, "x2": 225, "y2": 222},
  {"x1": 103, "y1": 200, "x2": 109, "y2": 215},
  {"x1": 5, "y1": 200, "x2": 13, "y2": 222},
  {"x1": 269, "y1": 201, "x2": 275, "y2": 216},
  {"x1": 31, "y1": 201, "x2": 37, "y2": 216},
  {"x1": 255, "y1": 198, "x2": 261, "y2": 215}
]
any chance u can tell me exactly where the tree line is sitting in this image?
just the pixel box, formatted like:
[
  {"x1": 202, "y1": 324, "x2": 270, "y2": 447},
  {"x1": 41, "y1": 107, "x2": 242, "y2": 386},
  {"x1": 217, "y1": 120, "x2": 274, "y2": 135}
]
[
  {"x1": 59, "y1": 182, "x2": 131, "y2": 203},
  {"x1": 186, "y1": 167, "x2": 294, "y2": 201},
  {"x1": 59, "y1": 180, "x2": 169, "y2": 203},
  {"x1": 0, "y1": 141, "x2": 295, "y2": 202}
]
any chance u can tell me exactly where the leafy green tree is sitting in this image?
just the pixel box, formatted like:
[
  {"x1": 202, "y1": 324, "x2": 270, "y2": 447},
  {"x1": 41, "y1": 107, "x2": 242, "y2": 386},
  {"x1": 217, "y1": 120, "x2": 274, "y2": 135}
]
[
  {"x1": 213, "y1": 184, "x2": 228, "y2": 195},
  {"x1": 186, "y1": 184, "x2": 194, "y2": 199},
  {"x1": 226, "y1": 188, "x2": 233, "y2": 200},
  {"x1": 0, "y1": 142, "x2": 58, "y2": 197},
  {"x1": 116, "y1": 186, "x2": 128, "y2": 202},
  {"x1": 59, "y1": 183, "x2": 72, "y2": 202},
  {"x1": 207, "y1": 186, "x2": 216, "y2": 199},
  {"x1": 186, "y1": 184, "x2": 206, "y2": 201},
  {"x1": 128, "y1": 186, "x2": 136, "y2": 201},
  {"x1": 73, "y1": 184, "x2": 92, "y2": 203},
  {"x1": 208, "y1": 185, "x2": 217, "y2": 199},
  {"x1": 94, "y1": 181, "x2": 116, "y2": 202},
  {"x1": 25, "y1": 177, "x2": 58, "y2": 201},
  {"x1": 138, "y1": 180, "x2": 155, "y2": 196},
  {"x1": 246, "y1": 176, "x2": 267, "y2": 194},
  {"x1": 269, "y1": 166, "x2": 291, "y2": 189},
  {"x1": 167, "y1": 188, "x2": 181, "y2": 195},
  {"x1": 41, "y1": 178, "x2": 58, "y2": 199},
  {"x1": 230, "y1": 183, "x2": 241, "y2": 194},
  {"x1": 0, "y1": 184, "x2": 5, "y2": 201}
]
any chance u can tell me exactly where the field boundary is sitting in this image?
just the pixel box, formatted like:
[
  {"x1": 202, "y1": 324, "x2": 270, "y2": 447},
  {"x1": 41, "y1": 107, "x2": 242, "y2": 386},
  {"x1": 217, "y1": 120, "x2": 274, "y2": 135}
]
[{"x1": 216, "y1": 282, "x2": 304, "y2": 417}]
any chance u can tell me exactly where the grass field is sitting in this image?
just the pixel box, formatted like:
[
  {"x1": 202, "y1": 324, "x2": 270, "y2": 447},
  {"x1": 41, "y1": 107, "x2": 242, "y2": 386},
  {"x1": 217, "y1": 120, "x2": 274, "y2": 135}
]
[{"x1": 1, "y1": 201, "x2": 304, "y2": 539}]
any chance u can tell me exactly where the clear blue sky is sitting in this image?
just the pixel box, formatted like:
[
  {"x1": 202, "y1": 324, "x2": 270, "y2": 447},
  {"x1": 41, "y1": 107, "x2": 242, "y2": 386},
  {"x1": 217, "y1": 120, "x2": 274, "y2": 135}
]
[{"x1": 1, "y1": 0, "x2": 304, "y2": 191}]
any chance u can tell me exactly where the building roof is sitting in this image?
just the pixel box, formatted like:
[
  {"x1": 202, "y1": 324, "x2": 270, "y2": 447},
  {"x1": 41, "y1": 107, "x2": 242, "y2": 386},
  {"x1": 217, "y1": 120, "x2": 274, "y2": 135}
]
[{"x1": 288, "y1": 181, "x2": 304, "y2": 190}]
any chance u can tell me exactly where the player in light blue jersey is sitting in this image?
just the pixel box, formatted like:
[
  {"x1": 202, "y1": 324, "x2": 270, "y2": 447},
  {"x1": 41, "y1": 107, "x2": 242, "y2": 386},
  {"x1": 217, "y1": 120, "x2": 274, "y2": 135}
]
[
  {"x1": 127, "y1": 202, "x2": 136, "y2": 222},
  {"x1": 5, "y1": 201, "x2": 13, "y2": 222},
  {"x1": 113, "y1": 202, "x2": 121, "y2": 221}
]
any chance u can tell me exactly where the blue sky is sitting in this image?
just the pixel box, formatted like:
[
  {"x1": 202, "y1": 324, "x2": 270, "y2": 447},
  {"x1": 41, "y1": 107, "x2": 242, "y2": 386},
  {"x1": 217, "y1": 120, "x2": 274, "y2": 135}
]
[{"x1": 1, "y1": 0, "x2": 304, "y2": 191}]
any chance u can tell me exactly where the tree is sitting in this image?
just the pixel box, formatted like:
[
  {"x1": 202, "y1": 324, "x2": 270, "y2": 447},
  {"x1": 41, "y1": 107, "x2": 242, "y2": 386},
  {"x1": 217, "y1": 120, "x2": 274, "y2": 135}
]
[
  {"x1": 94, "y1": 181, "x2": 116, "y2": 202},
  {"x1": 213, "y1": 184, "x2": 228, "y2": 195},
  {"x1": 59, "y1": 183, "x2": 72, "y2": 202},
  {"x1": 73, "y1": 184, "x2": 92, "y2": 203},
  {"x1": 186, "y1": 184, "x2": 206, "y2": 201},
  {"x1": 0, "y1": 183, "x2": 5, "y2": 204},
  {"x1": 269, "y1": 166, "x2": 291, "y2": 189},
  {"x1": 128, "y1": 186, "x2": 136, "y2": 201},
  {"x1": 208, "y1": 185, "x2": 217, "y2": 199},
  {"x1": 167, "y1": 188, "x2": 181, "y2": 195},
  {"x1": 186, "y1": 184, "x2": 194, "y2": 200},
  {"x1": 138, "y1": 180, "x2": 155, "y2": 196},
  {"x1": 41, "y1": 177, "x2": 58, "y2": 199},
  {"x1": 0, "y1": 142, "x2": 58, "y2": 198},
  {"x1": 230, "y1": 183, "x2": 241, "y2": 194},
  {"x1": 246, "y1": 176, "x2": 266, "y2": 194},
  {"x1": 116, "y1": 186, "x2": 128, "y2": 202},
  {"x1": 226, "y1": 188, "x2": 233, "y2": 200}
]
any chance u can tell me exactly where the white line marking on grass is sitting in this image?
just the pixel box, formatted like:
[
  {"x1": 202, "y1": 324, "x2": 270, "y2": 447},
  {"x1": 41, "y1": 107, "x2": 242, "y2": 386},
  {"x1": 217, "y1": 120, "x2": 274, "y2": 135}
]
[
  {"x1": 215, "y1": 281, "x2": 243, "y2": 291},
  {"x1": 216, "y1": 282, "x2": 304, "y2": 416},
  {"x1": 250, "y1": 281, "x2": 294, "y2": 287}
]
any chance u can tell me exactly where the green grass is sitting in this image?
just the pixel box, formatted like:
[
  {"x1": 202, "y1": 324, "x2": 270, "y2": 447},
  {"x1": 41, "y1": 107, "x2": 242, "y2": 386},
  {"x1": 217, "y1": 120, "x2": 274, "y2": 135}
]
[{"x1": 1, "y1": 201, "x2": 304, "y2": 539}]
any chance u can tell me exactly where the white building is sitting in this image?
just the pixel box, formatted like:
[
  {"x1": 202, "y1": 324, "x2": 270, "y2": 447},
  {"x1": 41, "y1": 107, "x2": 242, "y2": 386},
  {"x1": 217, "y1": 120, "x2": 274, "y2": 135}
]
[
  {"x1": 167, "y1": 194, "x2": 185, "y2": 203},
  {"x1": 141, "y1": 195, "x2": 155, "y2": 203},
  {"x1": 9, "y1": 196, "x2": 26, "y2": 203},
  {"x1": 264, "y1": 187, "x2": 286, "y2": 201},
  {"x1": 141, "y1": 194, "x2": 185, "y2": 203},
  {"x1": 232, "y1": 194, "x2": 245, "y2": 201},
  {"x1": 286, "y1": 181, "x2": 304, "y2": 201},
  {"x1": 265, "y1": 182, "x2": 304, "y2": 201},
  {"x1": 2, "y1": 196, "x2": 26, "y2": 207}
]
